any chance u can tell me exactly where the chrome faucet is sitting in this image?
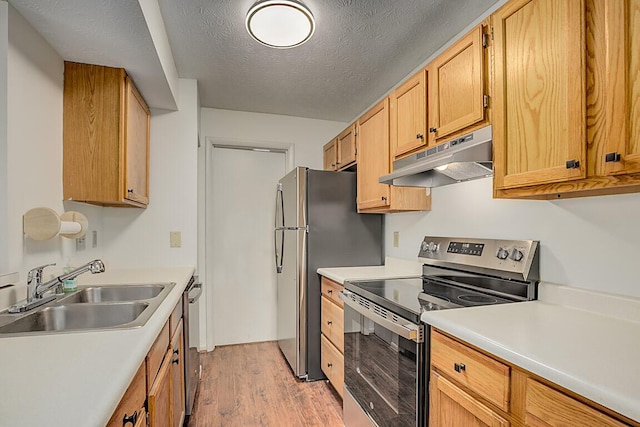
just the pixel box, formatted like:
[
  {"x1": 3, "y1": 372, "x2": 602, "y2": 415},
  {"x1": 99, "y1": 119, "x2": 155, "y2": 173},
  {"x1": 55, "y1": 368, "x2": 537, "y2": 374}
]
[{"x1": 8, "y1": 259, "x2": 105, "y2": 314}]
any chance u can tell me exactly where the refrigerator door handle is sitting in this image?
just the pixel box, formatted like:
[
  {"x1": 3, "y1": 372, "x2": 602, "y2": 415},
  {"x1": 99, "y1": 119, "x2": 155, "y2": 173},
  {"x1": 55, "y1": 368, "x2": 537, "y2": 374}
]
[
  {"x1": 275, "y1": 229, "x2": 284, "y2": 273},
  {"x1": 275, "y1": 184, "x2": 284, "y2": 273},
  {"x1": 275, "y1": 183, "x2": 284, "y2": 229}
]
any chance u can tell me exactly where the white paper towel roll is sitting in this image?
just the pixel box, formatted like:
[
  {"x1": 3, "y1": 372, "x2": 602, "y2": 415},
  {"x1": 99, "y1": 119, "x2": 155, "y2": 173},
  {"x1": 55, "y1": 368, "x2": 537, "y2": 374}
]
[{"x1": 59, "y1": 221, "x2": 82, "y2": 235}]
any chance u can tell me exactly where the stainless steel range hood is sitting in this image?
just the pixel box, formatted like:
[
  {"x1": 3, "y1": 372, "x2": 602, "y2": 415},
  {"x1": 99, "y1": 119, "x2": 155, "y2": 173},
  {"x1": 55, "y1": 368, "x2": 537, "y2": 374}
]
[{"x1": 380, "y1": 125, "x2": 493, "y2": 188}]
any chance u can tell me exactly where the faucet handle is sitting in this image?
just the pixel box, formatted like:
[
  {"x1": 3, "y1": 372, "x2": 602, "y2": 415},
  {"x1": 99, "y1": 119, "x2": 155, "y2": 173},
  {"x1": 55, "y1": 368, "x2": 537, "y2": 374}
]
[{"x1": 27, "y1": 263, "x2": 56, "y2": 284}]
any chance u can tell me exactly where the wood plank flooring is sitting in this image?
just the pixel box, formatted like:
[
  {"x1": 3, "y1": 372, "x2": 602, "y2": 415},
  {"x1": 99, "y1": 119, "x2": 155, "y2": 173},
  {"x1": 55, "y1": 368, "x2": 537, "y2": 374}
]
[{"x1": 187, "y1": 341, "x2": 344, "y2": 427}]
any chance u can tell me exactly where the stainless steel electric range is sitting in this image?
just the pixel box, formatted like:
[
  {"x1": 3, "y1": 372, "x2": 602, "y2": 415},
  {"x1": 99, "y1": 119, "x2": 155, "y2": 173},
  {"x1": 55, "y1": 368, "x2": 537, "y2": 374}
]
[{"x1": 341, "y1": 236, "x2": 540, "y2": 427}]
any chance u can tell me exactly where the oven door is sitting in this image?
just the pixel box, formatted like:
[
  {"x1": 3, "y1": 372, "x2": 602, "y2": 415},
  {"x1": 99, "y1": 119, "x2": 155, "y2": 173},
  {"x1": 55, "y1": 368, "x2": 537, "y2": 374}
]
[{"x1": 340, "y1": 291, "x2": 425, "y2": 427}]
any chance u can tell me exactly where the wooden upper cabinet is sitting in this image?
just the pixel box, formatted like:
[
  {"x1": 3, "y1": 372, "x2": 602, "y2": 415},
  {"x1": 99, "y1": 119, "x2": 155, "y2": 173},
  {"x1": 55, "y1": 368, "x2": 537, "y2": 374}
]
[
  {"x1": 357, "y1": 99, "x2": 391, "y2": 210},
  {"x1": 356, "y1": 99, "x2": 431, "y2": 213},
  {"x1": 63, "y1": 62, "x2": 150, "y2": 208},
  {"x1": 429, "y1": 24, "x2": 488, "y2": 142},
  {"x1": 492, "y1": 0, "x2": 587, "y2": 190},
  {"x1": 390, "y1": 69, "x2": 428, "y2": 159},
  {"x1": 323, "y1": 139, "x2": 338, "y2": 171},
  {"x1": 337, "y1": 124, "x2": 357, "y2": 169},
  {"x1": 589, "y1": 0, "x2": 640, "y2": 177}
]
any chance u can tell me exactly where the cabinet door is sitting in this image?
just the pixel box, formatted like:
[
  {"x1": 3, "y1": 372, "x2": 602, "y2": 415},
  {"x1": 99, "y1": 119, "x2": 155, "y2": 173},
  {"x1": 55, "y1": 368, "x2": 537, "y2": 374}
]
[
  {"x1": 429, "y1": 25, "x2": 485, "y2": 141},
  {"x1": 493, "y1": 0, "x2": 587, "y2": 190},
  {"x1": 525, "y1": 379, "x2": 625, "y2": 427},
  {"x1": 590, "y1": 0, "x2": 640, "y2": 176},
  {"x1": 390, "y1": 70, "x2": 427, "y2": 158},
  {"x1": 356, "y1": 99, "x2": 391, "y2": 210},
  {"x1": 430, "y1": 371, "x2": 509, "y2": 427},
  {"x1": 148, "y1": 349, "x2": 172, "y2": 427},
  {"x1": 124, "y1": 76, "x2": 150, "y2": 205},
  {"x1": 171, "y1": 321, "x2": 186, "y2": 427},
  {"x1": 323, "y1": 139, "x2": 338, "y2": 171},
  {"x1": 337, "y1": 124, "x2": 357, "y2": 169}
]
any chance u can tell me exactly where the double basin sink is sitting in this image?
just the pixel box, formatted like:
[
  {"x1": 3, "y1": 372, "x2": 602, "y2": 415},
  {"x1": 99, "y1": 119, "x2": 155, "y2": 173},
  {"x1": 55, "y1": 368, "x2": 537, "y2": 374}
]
[{"x1": 0, "y1": 283, "x2": 175, "y2": 336}]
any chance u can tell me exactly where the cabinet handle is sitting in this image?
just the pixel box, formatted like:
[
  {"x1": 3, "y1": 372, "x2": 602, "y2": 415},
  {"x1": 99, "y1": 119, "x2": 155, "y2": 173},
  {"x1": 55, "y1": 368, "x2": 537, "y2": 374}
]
[
  {"x1": 122, "y1": 410, "x2": 138, "y2": 426},
  {"x1": 454, "y1": 363, "x2": 466, "y2": 373},
  {"x1": 172, "y1": 357, "x2": 180, "y2": 365},
  {"x1": 381, "y1": 196, "x2": 387, "y2": 201},
  {"x1": 173, "y1": 348, "x2": 179, "y2": 356},
  {"x1": 327, "y1": 289, "x2": 333, "y2": 295},
  {"x1": 327, "y1": 320, "x2": 333, "y2": 325},
  {"x1": 565, "y1": 160, "x2": 580, "y2": 169},
  {"x1": 327, "y1": 363, "x2": 333, "y2": 368},
  {"x1": 331, "y1": 163, "x2": 336, "y2": 167},
  {"x1": 127, "y1": 188, "x2": 134, "y2": 194},
  {"x1": 605, "y1": 152, "x2": 621, "y2": 163},
  {"x1": 429, "y1": 127, "x2": 437, "y2": 133},
  {"x1": 416, "y1": 133, "x2": 424, "y2": 140}
]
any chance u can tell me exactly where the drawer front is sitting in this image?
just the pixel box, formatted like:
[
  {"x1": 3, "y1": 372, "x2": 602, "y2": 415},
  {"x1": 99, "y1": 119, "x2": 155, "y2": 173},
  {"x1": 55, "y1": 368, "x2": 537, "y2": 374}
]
[
  {"x1": 106, "y1": 361, "x2": 146, "y2": 427},
  {"x1": 431, "y1": 330, "x2": 510, "y2": 411},
  {"x1": 146, "y1": 320, "x2": 170, "y2": 390},
  {"x1": 525, "y1": 379, "x2": 626, "y2": 427},
  {"x1": 321, "y1": 276, "x2": 344, "y2": 307},
  {"x1": 321, "y1": 334, "x2": 344, "y2": 398},
  {"x1": 321, "y1": 295, "x2": 344, "y2": 353}
]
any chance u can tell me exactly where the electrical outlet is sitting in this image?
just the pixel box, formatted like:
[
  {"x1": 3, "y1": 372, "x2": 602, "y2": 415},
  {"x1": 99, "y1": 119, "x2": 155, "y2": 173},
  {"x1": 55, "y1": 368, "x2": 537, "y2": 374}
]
[
  {"x1": 92, "y1": 230, "x2": 98, "y2": 248},
  {"x1": 170, "y1": 231, "x2": 182, "y2": 248},
  {"x1": 76, "y1": 236, "x2": 86, "y2": 251},
  {"x1": 393, "y1": 231, "x2": 400, "y2": 247}
]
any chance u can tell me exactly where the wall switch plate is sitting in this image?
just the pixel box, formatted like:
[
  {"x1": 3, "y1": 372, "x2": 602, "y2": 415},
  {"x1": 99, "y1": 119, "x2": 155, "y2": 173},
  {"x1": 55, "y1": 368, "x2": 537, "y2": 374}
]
[
  {"x1": 170, "y1": 231, "x2": 182, "y2": 248},
  {"x1": 76, "y1": 236, "x2": 86, "y2": 251},
  {"x1": 92, "y1": 230, "x2": 98, "y2": 248},
  {"x1": 393, "y1": 231, "x2": 400, "y2": 247}
]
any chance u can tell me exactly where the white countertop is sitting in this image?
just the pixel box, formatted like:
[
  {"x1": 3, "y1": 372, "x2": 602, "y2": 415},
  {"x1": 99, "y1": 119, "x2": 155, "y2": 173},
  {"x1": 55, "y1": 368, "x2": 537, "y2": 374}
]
[
  {"x1": 0, "y1": 266, "x2": 195, "y2": 427},
  {"x1": 317, "y1": 256, "x2": 422, "y2": 284},
  {"x1": 422, "y1": 282, "x2": 640, "y2": 422}
]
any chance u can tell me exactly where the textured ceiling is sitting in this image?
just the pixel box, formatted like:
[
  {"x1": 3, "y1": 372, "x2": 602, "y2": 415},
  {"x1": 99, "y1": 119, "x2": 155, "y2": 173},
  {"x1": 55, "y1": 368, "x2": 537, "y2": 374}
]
[{"x1": 8, "y1": 0, "x2": 501, "y2": 122}]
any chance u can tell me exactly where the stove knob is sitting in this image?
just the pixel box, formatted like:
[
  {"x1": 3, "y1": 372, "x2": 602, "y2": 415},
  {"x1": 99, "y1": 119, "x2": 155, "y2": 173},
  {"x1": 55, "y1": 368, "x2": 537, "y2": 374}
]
[
  {"x1": 496, "y1": 247, "x2": 509, "y2": 260},
  {"x1": 510, "y1": 249, "x2": 524, "y2": 262},
  {"x1": 427, "y1": 242, "x2": 438, "y2": 252},
  {"x1": 421, "y1": 241, "x2": 429, "y2": 252}
]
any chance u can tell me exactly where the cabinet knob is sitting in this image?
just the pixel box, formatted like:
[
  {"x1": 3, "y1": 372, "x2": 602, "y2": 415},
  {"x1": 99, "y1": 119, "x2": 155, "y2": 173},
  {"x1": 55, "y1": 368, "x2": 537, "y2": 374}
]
[
  {"x1": 429, "y1": 127, "x2": 437, "y2": 133},
  {"x1": 416, "y1": 133, "x2": 424, "y2": 140},
  {"x1": 122, "y1": 410, "x2": 138, "y2": 426},
  {"x1": 605, "y1": 152, "x2": 621, "y2": 163},
  {"x1": 327, "y1": 289, "x2": 333, "y2": 294},
  {"x1": 381, "y1": 196, "x2": 387, "y2": 201},
  {"x1": 327, "y1": 362, "x2": 333, "y2": 368},
  {"x1": 327, "y1": 320, "x2": 332, "y2": 325},
  {"x1": 127, "y1": 188, "x2": 134, "y2": 193},
  {"x1": 565, "y1": 159, "x2": 580, "y2": 169},
  {"x1": 172, "y1": 357, "x2": 180, "y2": 365},
  {"x1": 454, "y1": 363, "x2": 466, "y2": 373},
  {"x1": 173, "y1": 348, "x2": 179, "y2": 356}
]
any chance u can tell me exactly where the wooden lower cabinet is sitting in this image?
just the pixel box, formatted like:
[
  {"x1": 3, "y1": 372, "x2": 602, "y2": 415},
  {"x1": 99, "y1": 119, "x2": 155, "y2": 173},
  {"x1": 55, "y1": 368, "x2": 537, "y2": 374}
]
[
  {"x1": 107, "y1": 362, "x2": 146, "y2": 427},
  {"x1": 320, "y1": 276, "x2": 344, "y2": 398},
  {"x1": 430, "y1": 371, "x2": 509, "y2": 427},
  {"x1": 429, "y1": 329, "x2": 638, "y2": 427},
  {"x1": 148, "y1": 348, "x2": 173, "y2": 427},
  {"x1": 171, "y1": 321, "x2": 186, "y2": 427}
]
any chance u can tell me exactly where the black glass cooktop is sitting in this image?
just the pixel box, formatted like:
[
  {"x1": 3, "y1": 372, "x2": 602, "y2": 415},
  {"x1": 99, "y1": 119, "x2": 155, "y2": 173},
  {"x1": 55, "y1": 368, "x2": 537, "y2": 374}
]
[{"x1": 345, "y1": 276, "x2": 516, "y2": 322}]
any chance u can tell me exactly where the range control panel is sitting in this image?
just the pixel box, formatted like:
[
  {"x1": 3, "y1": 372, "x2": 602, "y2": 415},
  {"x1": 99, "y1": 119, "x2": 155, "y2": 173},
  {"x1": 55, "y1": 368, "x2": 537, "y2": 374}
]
[{"x1": 418, "y1": 236, "x2": 540, "y2": 281}]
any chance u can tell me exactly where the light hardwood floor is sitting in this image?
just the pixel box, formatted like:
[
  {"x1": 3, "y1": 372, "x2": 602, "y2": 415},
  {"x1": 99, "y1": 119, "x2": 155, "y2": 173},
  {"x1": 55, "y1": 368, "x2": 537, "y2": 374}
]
[{"x1": 187, "y1": 341, "x2": 344, "y2": 427}]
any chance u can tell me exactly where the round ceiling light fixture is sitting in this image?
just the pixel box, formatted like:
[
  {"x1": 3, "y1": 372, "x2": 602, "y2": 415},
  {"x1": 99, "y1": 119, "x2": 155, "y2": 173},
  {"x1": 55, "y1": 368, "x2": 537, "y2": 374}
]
[{"x1": 245, "y1": 0, "x2": 315, "y2": 49}]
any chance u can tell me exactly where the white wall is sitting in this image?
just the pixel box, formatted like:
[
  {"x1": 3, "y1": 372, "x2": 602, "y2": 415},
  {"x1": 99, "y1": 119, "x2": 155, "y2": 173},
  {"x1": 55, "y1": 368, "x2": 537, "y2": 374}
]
[
  {"x1": 385, "y1": 178, "x2": 640, "y2": 299},
  {"x1": 0, "y1": 1, "x2": 9, "y2": 274},
  {"x1": 0, "y1": 4, "x2": 104, "y2": 310},
  {"x1": 200, "y1": 108, "x2": 347, "y2": 170},
  {"x1": 199, "y1": 108, "x2": 346, "y2": 350},
  {"x1": 100, "y1": 79, "x2": 199, "y2": 268}
]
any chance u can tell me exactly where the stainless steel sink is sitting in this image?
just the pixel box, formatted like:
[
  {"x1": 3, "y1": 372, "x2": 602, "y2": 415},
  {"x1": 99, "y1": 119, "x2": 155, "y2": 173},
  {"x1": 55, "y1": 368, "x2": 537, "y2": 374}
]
[
  {"x1": 0, "y1": 303, "x2": 148, "y2": 334},
  {"x1": 0, "y1": 282, "x2": 176, "y2": 337},
  {"x1": 59, "y1": 284, "x2": 166, "y2": 303}
]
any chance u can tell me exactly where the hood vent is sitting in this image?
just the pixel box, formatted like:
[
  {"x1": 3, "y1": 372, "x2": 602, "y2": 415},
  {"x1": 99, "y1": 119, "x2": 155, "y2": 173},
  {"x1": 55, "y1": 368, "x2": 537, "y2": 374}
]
[{"x1": 379, "y1": 125, "x2": 493, "y2": 188}]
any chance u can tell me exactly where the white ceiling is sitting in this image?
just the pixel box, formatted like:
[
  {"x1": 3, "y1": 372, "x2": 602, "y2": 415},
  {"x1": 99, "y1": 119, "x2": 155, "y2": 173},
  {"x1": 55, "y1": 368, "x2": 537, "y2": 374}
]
[{"x1": 9, "y1": 0, "x2": 500, "y2": 122}]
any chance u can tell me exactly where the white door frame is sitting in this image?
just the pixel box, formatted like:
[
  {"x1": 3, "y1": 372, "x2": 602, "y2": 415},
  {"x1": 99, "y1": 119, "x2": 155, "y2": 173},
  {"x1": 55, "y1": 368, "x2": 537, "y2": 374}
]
[{"x1": 199, "y1": 136, "x2": 295, "y2": 351}]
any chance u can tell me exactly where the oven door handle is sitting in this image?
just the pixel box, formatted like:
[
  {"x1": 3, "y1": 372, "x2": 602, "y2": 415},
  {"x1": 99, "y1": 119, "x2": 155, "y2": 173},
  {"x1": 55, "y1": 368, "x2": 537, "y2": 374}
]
[{"x1": 340, "y1": 291, "x2": 423, "y2": 343}]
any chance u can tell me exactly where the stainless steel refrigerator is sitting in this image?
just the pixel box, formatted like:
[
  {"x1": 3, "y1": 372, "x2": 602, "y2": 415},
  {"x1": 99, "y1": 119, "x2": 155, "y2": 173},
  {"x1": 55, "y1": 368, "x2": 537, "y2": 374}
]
[{"x1": 274, "y1": 167, "x2": 383, "y2": 380}]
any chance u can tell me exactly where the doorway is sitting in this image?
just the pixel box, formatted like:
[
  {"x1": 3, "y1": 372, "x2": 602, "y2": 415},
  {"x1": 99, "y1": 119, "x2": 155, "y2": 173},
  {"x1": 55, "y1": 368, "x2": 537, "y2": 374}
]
[{"x1": 209, "y1": 145, "x2": 287, "y2": 346}]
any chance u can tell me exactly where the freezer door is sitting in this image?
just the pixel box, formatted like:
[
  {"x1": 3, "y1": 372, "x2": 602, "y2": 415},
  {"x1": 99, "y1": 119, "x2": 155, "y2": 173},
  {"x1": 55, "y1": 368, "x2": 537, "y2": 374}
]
[
  {"x1": 277, "y1": 227, "x2": 307, "y2": 378},
  {"x1": 279, "y1": 167, "x2": 307, "y2": 229}
]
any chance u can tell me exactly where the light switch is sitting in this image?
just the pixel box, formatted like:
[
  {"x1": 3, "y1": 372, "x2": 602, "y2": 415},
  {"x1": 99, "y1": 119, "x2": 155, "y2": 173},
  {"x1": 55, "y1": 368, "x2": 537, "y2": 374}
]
[
  {"x1": 170, "y1": 231, "x2": 182, "y2": 248},
  {"x1": 393, "y1": 231, "x2": 399, "y2": 247}
]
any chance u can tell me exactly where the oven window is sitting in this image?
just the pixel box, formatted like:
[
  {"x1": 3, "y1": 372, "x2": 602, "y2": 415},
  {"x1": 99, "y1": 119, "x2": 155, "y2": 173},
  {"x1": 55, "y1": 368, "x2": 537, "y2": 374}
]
[{"x1": 344, "y1": 306, "x2": 418, "y2": 427}]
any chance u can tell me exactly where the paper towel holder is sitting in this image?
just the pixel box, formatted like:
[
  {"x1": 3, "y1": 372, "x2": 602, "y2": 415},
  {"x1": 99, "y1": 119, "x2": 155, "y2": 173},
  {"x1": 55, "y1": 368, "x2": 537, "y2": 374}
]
[{"x1": 23, "y1": 207, "x2": 88, "y2": 241}]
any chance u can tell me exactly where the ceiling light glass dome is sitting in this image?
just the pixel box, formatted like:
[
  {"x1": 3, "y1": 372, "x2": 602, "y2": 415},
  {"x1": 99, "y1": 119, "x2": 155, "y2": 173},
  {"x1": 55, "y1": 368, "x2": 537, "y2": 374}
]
[{"x1": 245, "y1": 0, "x2": 315, "y2": 49}]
